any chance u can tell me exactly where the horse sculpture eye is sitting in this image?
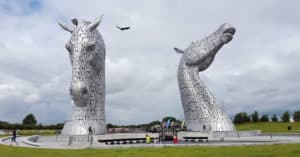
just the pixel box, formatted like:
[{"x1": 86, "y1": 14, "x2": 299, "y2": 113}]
[{"x1": 86, "y1": 44, "x2": 95, "y2": 52}]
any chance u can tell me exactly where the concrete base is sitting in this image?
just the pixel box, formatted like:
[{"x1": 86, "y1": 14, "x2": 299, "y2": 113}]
[{"x1": 61, "y1": 118, "x2": 106, "y2": 135}]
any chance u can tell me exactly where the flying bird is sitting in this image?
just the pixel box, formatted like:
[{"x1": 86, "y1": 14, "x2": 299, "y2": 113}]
[{"x1": 116, "y1": 25, "x2": 130, "y2": 31}]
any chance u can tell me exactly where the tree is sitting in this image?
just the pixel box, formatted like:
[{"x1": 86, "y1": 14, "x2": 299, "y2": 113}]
[
  {"x1": 260, "y1": 114, "x2": 269, "y2": 122},
  {"x1": 233, "y1": 112, "x2": 251, "y2": 124},
  {"x1": 281, "y1": 111, "x2": 290, "y2": 122},
  {"x1": 22, "y1": 113, "x2": 37, "y2": 125},
  {"x1": 106, "y1": 123, "x2": 114, "y2": 129},
  {"x1": 0, "y1": 121, "x2": 9, "y2": 129},
  {"x1": 251, "y1": 111, "x2": 259, "y2": 122},
  {"x1": 162, "y1": 116, "x2": 176, "y2": 122},
  {"x1": 271, "y1": 114, "x2": 278, "y2": 122},
  {"x1": 293, "y1": 110, "x2": 300, "y2": 122},
  {"x1": 148, "y1": 120, "x2": 161, "y2": 126}
]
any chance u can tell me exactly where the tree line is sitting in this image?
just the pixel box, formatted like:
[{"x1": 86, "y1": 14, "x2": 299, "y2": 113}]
[
  {"x1": 0, "y1": 113, "x2": 63, "y2": 130},
  {"x1": 0, "y1": 114, "x2": 181, "y2": 130},
  {"x1": 2, "y1": 111, "x2": 300, "y2": 130},
  {"x1": 233, "y1": 110, "x2": 300, "y2": 124}
]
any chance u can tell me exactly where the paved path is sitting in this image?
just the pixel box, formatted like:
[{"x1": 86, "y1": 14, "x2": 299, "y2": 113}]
[
  {"x1": 1, "y1": 135, "x2": 300, "y2": 149},
  {"x1": 0, "y1": 136, "x2": 36, "y2": 147}
]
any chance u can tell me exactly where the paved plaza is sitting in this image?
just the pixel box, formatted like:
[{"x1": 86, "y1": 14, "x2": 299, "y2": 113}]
[{"x1": 2, "y1": 134, "x2": 300, "y2": 149}]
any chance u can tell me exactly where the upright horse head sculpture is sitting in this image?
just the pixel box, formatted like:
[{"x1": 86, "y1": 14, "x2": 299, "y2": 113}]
[
  {"x1": 175, "y1": 23, "x2": 236, "y2": 132},
  {"x1": 58, "y1": 15, "x2": 106, "y2": 135}
]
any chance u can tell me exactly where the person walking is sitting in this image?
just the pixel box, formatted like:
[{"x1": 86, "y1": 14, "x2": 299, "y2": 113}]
[{"x1": 11, "y1": 130, "x2": 18, "y2": 146}]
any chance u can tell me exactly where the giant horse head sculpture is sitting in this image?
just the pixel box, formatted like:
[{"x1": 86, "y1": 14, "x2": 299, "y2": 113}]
[
  {"x1": 58, "y1": 16, "x2": 106, "y2": 135},
  {"x1": 175, "y1": 23, "x2": 236, "y2": 132}
]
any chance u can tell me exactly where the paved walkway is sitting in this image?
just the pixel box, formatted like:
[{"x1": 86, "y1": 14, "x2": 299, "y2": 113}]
[
  {"x1": 1, "y1": 136, "x2": 36, "y2": 148},
  {"x1": 1, "y1": 134, "x2": 300, "y2": 149}
]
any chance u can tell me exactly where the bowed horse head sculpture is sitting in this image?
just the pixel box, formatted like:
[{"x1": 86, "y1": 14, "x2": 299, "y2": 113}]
[{"x1": 175, "y1": 23, "x2": 236, "y2": 132}]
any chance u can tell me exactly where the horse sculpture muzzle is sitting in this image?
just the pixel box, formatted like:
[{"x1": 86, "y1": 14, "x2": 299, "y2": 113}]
[{"x1": 70, "y1": 82, "x2": 89, "y2": 107}]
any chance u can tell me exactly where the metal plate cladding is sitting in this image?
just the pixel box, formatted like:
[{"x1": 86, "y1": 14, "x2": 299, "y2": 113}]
[
  {"x1": 58, "y1": 17, "x2": 106, "y2": 135},
  {"x1": 176, "y1": 23, "x2": 236, "y2": 132}
]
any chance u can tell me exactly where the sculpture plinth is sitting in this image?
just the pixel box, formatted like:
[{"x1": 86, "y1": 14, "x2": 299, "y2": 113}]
[
  {"x1": 175, "y1": 23, "x2": 236, "y2": 132},
  {"x1": 58, "y1": 16, "x2": 106, "y2": 135}
]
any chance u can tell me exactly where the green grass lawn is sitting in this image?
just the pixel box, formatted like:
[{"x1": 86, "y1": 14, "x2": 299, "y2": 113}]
[
  {"x1": 235, "y1": 122, "x2": 300, "y2": 133},
  {"x1": 0, "y1": 135, "x2": 8, "y2": 138},
  {"x1": 1, "y1": 143, "x2": 300, "y2": 157},
  {"x1": 1, "y1": 123, "x2": 300, "y2": 156},
  {"x1": 17, "y1": 130, "x2": 55, "y2": 136},
  {"x1": 0, "y1": 130, "x2": 55, "y2": 137}
]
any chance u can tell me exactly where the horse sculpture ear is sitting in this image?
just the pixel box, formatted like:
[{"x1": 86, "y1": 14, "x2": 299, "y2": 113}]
[
  {"x1": 71, "y1": 18, "x2": 78, "y2": 25},
  {"x1": 58, "y1": 21, "x2": 74, "y2": 33},
  {"x1": 174, "y1": 47, "x2": 185, "y2": 54},
  {"x1": 88, "y1": 14, "x2": 104, "y2": 31}
]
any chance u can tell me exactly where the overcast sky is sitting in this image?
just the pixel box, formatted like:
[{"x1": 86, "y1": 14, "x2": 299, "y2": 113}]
[{"x1": 0, "y1": 0, "x2": 299, "y2": 125}]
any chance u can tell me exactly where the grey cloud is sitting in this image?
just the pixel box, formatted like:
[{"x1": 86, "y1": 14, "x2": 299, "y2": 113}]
[{"x1": 0, "y1": 0, "x2": 299, "y2": 125}]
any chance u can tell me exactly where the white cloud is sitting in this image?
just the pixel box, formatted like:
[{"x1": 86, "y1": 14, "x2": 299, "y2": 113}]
[
  {"x1": 24, "y1": 93, "x2": 40, "y2": 103},
  {"x1": 0, "y1": 84, "x2": 18, "y2": 99}
]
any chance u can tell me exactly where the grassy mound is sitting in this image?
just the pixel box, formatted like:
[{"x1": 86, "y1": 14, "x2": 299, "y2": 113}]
[{"x1": 235, "y1": 122, "x2": 300, "y2": 133}]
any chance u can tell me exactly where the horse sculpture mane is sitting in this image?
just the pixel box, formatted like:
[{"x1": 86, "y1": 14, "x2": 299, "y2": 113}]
[
  {"x1": 176, "y1": 23, "x2": 236, "y2": 132},
  {"x1": 58, "y1": 16, "x2": 106, "y2": 135}
]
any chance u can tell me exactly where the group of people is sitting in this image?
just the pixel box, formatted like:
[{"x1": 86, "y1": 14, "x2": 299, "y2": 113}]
[{"x1": 145, "y1": 134, "x2": 178, "y2": 144}]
